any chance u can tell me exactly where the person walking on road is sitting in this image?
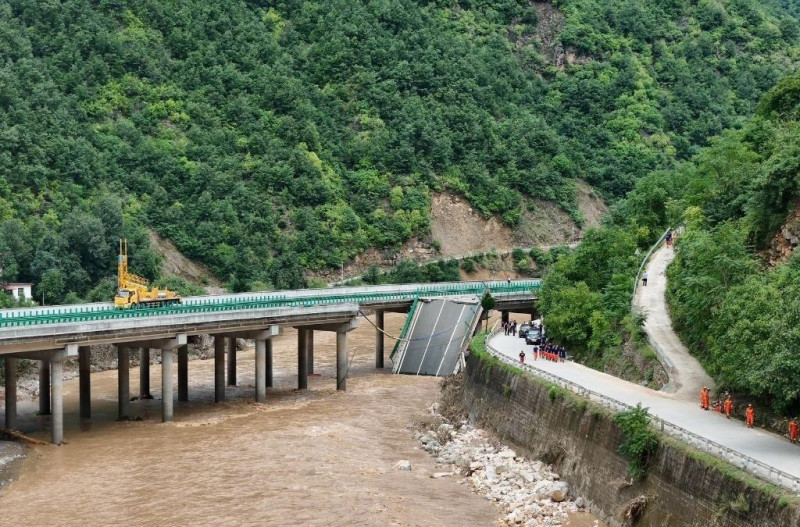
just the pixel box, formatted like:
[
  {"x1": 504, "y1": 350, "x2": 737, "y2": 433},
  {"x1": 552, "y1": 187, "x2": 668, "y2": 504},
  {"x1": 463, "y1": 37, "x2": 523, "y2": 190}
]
[
  {"x1": 724, "y1": 395, "x2": 733, "y2": 419},
  {"x1": 665, "y1": 230, "x2": 673, "y2": 247},
  {"x1": 519, "y1": 350, "x2": 525, "y2": 364},
  {"x1": 700, "y1": 387, "x2": 709, "y2": 410},
  {"x1": 746, "y1": 404, "x2": 755, "y2": 428},
  {"x1": 642, "y1": 272, "x2": 648, "y2": 287},
  {"x1": 790, "y1": 418, "x2": 799, "y2": 443}
]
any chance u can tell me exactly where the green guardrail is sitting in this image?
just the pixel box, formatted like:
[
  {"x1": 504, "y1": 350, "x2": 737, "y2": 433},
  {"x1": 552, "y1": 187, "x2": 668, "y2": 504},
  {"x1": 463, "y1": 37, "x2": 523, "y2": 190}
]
[{"x1": 0, "y1": 281, "x2": 540, "y2": 329}]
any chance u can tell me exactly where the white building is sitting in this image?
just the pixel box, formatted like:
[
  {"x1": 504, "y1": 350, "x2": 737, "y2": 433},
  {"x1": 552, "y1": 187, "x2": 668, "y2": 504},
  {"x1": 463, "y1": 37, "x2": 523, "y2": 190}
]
[{"x1": 3, "y1": 283, "x2": 33, "y2": 301}]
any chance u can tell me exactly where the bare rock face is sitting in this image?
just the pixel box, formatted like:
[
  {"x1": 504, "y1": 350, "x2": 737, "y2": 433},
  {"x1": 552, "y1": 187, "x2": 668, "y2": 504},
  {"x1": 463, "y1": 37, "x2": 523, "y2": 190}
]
[{"x1": 394, "y1": 460, "x2": 412, "y2": 471}]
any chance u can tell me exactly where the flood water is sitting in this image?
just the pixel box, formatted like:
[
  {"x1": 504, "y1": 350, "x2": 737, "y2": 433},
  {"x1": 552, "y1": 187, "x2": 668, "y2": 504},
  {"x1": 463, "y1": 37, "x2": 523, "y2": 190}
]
[{"x1": 1, "y1": 313, "x2": 602, "y2": 526}]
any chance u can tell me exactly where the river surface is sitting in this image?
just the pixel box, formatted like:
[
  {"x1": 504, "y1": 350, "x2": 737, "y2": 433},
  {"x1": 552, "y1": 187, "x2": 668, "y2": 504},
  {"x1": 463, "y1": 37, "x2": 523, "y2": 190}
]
[{"x1": 1, "y1": 313, "x2": 602, "y2": 526}]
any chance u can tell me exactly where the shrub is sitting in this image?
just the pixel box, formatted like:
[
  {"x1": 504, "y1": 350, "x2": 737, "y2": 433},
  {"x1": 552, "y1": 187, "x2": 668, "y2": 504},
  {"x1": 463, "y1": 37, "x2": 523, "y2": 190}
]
[{"x1": 613, "y1": 404, "x2": 659, "y2": 479}]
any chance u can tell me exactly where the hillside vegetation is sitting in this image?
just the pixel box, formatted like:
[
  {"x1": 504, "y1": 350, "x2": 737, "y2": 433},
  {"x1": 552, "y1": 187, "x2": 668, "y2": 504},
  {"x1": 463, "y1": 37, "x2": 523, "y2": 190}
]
[
  {"x1": 0, "y1": 0, "x2": 798, "y2": 302},
  {"x1": 541, "y1": 69, "x2": 800, "y2": 414}
]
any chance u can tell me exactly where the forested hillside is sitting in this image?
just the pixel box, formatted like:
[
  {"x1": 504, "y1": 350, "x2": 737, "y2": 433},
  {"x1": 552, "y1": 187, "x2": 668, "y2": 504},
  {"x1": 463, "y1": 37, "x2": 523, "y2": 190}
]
[
  {"x1": 0, "y1": 0, "x2": 798, "y2": 302},
  {"x1": 540, "y1": 69, "x2": 800, "y2": 413}
]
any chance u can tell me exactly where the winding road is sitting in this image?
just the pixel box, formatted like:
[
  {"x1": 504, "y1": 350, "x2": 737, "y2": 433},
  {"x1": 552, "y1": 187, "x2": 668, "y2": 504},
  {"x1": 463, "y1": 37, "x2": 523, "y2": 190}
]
[{"x1": 491, "y1": 245, "x2": 800, "y2": 490}]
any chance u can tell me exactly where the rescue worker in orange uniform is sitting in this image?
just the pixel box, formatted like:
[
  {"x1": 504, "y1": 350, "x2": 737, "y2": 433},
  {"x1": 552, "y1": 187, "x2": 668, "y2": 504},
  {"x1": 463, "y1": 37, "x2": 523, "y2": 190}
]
[
  {"x1": 790, "y1": 418, "x2": 799, "y2": 444},
  {"x1": 745, "y1": 404, "x2": 755, "y2": 428},
  {"x1": 700, "y1": 387, "x2": 710, "y2": 410},
  {"x1": 724, "y1": 396, "x2": 733, "y2": 419}
]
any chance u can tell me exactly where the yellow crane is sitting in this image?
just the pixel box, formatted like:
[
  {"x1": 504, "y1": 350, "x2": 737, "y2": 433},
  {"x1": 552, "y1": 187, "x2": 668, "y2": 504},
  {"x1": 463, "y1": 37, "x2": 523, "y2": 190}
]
[{"x1": 114, "y1": 239, "x2": 181, "y2": 309}]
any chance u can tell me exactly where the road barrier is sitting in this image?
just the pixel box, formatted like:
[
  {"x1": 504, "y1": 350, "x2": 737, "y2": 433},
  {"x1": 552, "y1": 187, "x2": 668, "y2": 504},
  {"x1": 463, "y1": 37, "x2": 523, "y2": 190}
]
[
  {"x1": 485, "y1": 331, "x2": 800, "y2": 493},
  {"x1": 0, "y1": 280, "x2": 540, "y2": 329}
]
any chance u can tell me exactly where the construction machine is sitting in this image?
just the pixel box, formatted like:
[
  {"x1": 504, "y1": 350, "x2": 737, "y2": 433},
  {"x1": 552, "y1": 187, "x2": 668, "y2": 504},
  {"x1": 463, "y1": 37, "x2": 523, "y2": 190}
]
[{"x1": 114, "y1": 239, "x2": 181, "y2": 309}]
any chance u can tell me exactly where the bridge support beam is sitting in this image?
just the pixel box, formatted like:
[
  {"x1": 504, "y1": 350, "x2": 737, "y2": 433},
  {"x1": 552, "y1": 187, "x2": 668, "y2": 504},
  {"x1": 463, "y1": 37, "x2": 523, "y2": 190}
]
[
  {"x1": 214, "y1": 336, "x2": 225, "y2": 402},
  {"x1": 375, "y1": 310, "x2": 384, "y2": 369},
  {"x1": 178, "y1": 344, "x2": 188, "y2": 403},
  {"x1": 79, "y1": 347, "x2": 90, "y2": 419},
  {"x1": 337, "y1": 331, "x2": 348, "y2": 391},
  {"x1": 4, "y1": 357, "x2": 16, "y2": 430},
  {"x1": 162, "y1": 349, "x2": 174, "y2": 422},
  {"x1": 266, "y1": 339, "x2": 273, "y2": 388},
  {"x1": 38, "y1": 359, "x2": 51, "y2": 415},
  {"x1": 297, "y1": 329, "x2": 308, "y2": 390},
  {"x1": 140, "y1": 349, "x2": 152, "y2": 399},
  {"x1": 118, "y1": 345, "x2": 130, "y2": 420},
  {"x1": 227, "y1": 337, "x2": 237, "y2": 386}
]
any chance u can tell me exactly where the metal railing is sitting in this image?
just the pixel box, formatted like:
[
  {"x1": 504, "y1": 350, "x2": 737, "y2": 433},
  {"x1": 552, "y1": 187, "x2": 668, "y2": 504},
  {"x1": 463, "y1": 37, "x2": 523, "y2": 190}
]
[
  {"x1": 484, "y1": 331, "x2": 800, "y2": 493},
  {"x1": 0, "y1": 280, "x2": 541, "y2": 329}
]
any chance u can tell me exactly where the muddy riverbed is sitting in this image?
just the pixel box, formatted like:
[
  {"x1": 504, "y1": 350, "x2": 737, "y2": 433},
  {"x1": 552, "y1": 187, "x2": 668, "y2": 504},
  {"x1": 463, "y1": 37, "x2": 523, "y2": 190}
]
[{"x1": 1, "y1": 313, "x2": 602, "y2": 526}]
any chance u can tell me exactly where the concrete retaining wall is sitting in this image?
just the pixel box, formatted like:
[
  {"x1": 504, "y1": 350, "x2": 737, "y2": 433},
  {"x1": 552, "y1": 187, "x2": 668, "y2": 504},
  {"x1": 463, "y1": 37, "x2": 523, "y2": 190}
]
[{"x1": 463, "y1": 353, "x2": 800, "y2": 527}]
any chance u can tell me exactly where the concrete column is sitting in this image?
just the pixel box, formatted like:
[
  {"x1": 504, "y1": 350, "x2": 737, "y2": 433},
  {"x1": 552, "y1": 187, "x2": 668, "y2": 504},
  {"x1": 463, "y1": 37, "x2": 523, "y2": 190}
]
[
  {"x1": 307, "y1": 330, "x2": 314, "y2": 375},
  {"x1": 375, "y1": 310, "x2": 385, "y2": 369},
  {"x1": 118, "y1": 345, "x2": 130, "y2": 419},
  {"x1": 79, "y1": 347, "x2": 91, "y2": 419},
  {"x1": 4, "y1": 357, "x2": 16, "y2": 430},
  {"x1": 265, "y1": 338, "x2": 273, "y2": 388},
  {"x1": 38, "y1": 359, "x2": 51, "y2": 415},
  {"x1": 227, "y1": 337, "x2": 237, "y2": 386},
  {"x1": 214, "y1": 336, "x2": 225, "y2": 402},
  {"x1": 178, "y1": 344, "x2": 189, "y2": 403},
  {"x1": 51, "y1": 358, "x2": 63, "y2": 445},
  {"x1": 501, "y1": 311, "x2": 509, "y2": 324},
  {"x1": 162, "y1": 349, "x2": 174, "y2": 422},
  {"x1": 140, "y1": 348, "x2": 151, "y2": 399},
  {"x1": 255, "y1": 338, "x2": 266, "y2": 403},
  {"x1": 336, "y1": 331, "x2": 347, "y2": 391},
  {"x1": 297, "y1": 329, "x2": 308, "y2": 390}
]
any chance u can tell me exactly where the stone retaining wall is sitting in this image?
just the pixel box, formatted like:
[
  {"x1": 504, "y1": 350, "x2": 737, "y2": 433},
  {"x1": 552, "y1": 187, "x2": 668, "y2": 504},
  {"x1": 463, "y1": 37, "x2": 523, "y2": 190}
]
[{"x1": 463, "y1": 353, "x2": 800, "y2": 527}]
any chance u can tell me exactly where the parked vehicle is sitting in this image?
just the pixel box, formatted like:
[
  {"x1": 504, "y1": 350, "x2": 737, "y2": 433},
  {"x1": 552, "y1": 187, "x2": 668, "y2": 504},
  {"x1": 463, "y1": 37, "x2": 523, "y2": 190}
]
[
  {"x1": 518, "y1": 322, "x2": 533, "y2": 338},
  {"x1": 525, "y1": 328, "x2": 543, "y2": 345}
]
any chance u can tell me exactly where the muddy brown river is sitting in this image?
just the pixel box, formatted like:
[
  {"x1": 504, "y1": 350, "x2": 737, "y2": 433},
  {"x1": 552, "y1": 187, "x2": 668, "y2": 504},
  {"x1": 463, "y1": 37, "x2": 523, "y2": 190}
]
[{"x1": 1, "y1": 313, "x2": 602, "y2": 526}]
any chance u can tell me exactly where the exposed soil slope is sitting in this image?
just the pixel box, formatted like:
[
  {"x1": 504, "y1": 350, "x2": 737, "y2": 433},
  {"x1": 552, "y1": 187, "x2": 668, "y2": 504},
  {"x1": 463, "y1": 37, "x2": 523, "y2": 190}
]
[{"x1": 148, "y1": 231, "x2": 221, "y2": 287}]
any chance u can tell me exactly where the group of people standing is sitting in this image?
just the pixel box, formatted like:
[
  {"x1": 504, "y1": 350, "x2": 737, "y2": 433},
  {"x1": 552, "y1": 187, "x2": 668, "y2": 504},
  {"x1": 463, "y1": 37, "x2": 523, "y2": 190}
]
[
  {"x1": 518, "y1": 343, "x2": 566, "y2": 364},
  {"x1": 502, "y1": 320, "x2": 518, "y2": 336},
  {"x1": 700, "y1": 387, "x2": 800, "y2": 442}
]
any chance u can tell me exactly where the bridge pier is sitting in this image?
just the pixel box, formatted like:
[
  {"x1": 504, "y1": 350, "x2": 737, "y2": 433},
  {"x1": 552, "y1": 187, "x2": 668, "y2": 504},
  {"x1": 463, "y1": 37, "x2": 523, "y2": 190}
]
[
  {"x1": 307, "y1": 331, "x2": 314, "y2": 375},
  {"x1": 140, "y1": 348, "x2": 152, "y2": 399},
  {"x1": 118, "y1": 346, "x2": 130, "y2": 419},
  {"x1": 178, "y1": 344, "x2": 188, "y2": 402},
  {"x1": 227, "y1": 337, "x2": 237, "y2": 386},
  {"x1": 265, "y1": 339, "x2": 273, "y2": 388},
  {"x1": 162, "y1": 349, "x2": 174, "y2": 422},
  {"x1": 50, "y1": 357, "x2": 62, "y2": 444},
  {"x1": 4, "y1": 357, "x2": 16, "y2": 430},
  {"x1": 255, "y1": 338, "x2": 266, "y2": 403},
  {"x1": 337, "y1": 331, "x2": 347, "y2": 391},
  {"x1": 79, "y1": 347, "x2": 90, "y2": 419},
  {"x1": 38, "y1": 359, "x2": 50, "y2": 415},
  {"x1": 297, "y1": 329, "x2": 308, "y2": 390},
  {"x1": 375, "y1": 310, "x2": 384, "y2": 369},
  {"x1": 214, "y1": 336, "x2": 225, "y2": 402}
]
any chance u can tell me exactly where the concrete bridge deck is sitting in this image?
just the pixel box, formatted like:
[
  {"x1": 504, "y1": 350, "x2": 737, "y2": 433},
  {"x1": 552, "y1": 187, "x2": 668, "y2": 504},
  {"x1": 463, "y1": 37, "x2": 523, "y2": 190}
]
[{"x1": 0, "y1": 280, "x2": 539, "y2": 444}]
